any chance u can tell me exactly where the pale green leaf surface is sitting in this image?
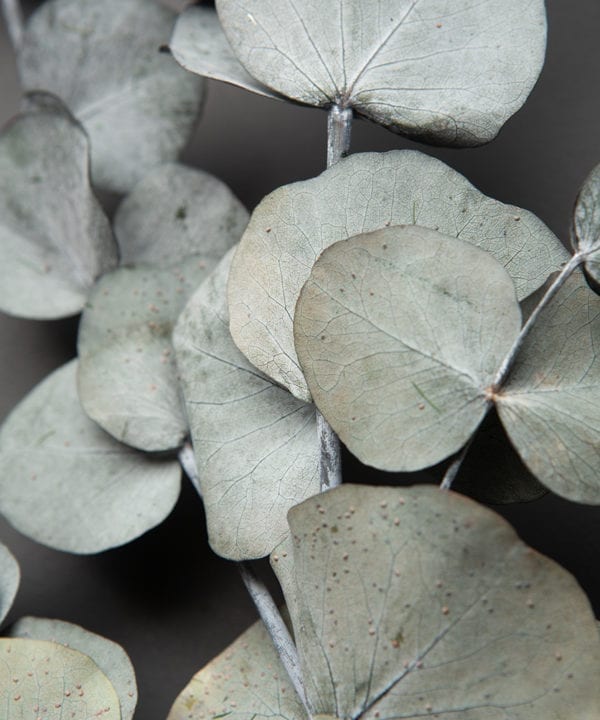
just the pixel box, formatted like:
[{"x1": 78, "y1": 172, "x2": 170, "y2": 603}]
[
  {"x1": 0, "y1": 543, "x2": 19, "y2": 628},
  {"x1": 18, "y1": 0, "x2": 204, "y2": 193},
  {"x1": 294, "y1": 226, "x2": 521, "y2": 471},
  {"x1": 10, "y1": 617, "x2": 137, "y2": 720},
  {"x1": 497, "y1": 272, "x2": 600, "y2": 503},
  {"x1": 167, "y1": 619, "x2": 305, "y2": 720},
  {"x1": 216, "y1": 0, "x2": 546, "y2": 145},
  {"x1": 573, "y1": 162, "x2": 600, "y2": 286},
  {"x1": 0, "y1": 638, "x2": 120, "y2": 719},
  {"x1": 0, "y1": 360, "x2": 181, "y2": 553},
  {"x1": 170, "y1": 6, "x2": 282, "y2": 100},
  {"x1": 174, "y1": 250, "x2": 320, "y2": 560},
  {"x1": 114, "y1": 163, "x2": 249, "y2": 266},
  {"x1": 0, "y1": 93, "x2": 116, "y2": 320},
  {"x1": 228, "y1": 151, "x2": 565, "y2": 401},
  {"x1": 273, "y1": 484, "x2": 600, "y2": 719}
]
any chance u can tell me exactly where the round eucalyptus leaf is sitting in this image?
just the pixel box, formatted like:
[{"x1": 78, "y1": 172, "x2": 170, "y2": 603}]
[
  {"x1": 18, "y1": 0, "x2": 205, "y2": 193},
  {"x1": 294, "y1": 226, "x2": 521, "y2": 471},
  {"x1": 272, "y1": 484, "x2": 600, "y2": 719},
  {"x1": 228, "y1": 150, "x2": 565, "y2": 401},
  {"x1": 0, "y1": 637, "x2": 120, "y2": 719},
  {"x1": 573, "y1": 162, "x2": 600, "y2": 287},
  {"x1": 216, "y1": 0, "x2": 546, "y2": 145},
  {"x1": 0, "y1": 360, "x2": 181, "y2": 553},
  {"x1": 170, "y1": 6, "x2": 283, "y2": 101},
  {"x1": 10, "y1": 617, "x2": 137, "y2": 720},
  {"x1": 167, "y1": 619, "x2": 305, "y2": 720},
  {"x1": 0, "y1": 92, "x2": 117, "y2": 320},
  {"x1": 173, "y1": 250, "x2": 320, "y2": 560},
  {"x1": 0, "y1": 543, "x2": 19, "y2": 629},
  {"x1": 114, "y1": 163, "x2": 249, "y2": 266},
  {"x1": 497, "y1": 271, "x2": 600, "y2": 504}
]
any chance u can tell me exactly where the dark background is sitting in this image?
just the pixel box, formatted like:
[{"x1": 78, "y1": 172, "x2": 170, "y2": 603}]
[{"x1": 1, "y1": 1, "x2": 599, "y2": 718}]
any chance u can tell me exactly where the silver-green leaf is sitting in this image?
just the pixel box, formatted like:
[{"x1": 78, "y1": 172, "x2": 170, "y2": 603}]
[
  {"x1": 497, "y1": 271, "x2": 600, "y2": 504},
  {"x1": 10, "y1": 617, "x2": 137, "y2": 720},
  {"x1": 0, "y1": 92, "x2": 117, "y2": 320},
  {"x1": 228, "y1": 150, "x2": 565, "y2": 401},
  {"x1": 573, "y1": 162, "x2": 600, "y2": 287},
  {"x1": 294, "y1": 225, "x2": 521, "y2": 471},
  {"x1": 272, "y1": 484, "x2": 600, "y2": 719},
  {"x1": 216, "y1": 0, "x2": 546, "y2": 145},
  {"x1": 173, "y1": 250, "x2": 320, "y2": 560},
  {"x1": 170, "y1": 6, "x2": 282, "y2": 100},
  {"x1": 0, "y1": 360, "x2": 181, "y2": 553},
  {"x1": 18, "y1": 0, "x2": 205, "y2": 193},
  {"x1": 0, "y1": 543, "x2": 19, "y2": 629}
]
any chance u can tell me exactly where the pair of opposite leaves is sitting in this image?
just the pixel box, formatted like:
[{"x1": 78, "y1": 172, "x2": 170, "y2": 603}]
[{"x1": 0, "y1": 543, "x2": 137, "y2": 720}]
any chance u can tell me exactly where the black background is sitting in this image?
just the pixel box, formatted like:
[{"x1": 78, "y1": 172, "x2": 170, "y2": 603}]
[{"x1": 0, "y1": 1, "x2": 599, "y2": 718}]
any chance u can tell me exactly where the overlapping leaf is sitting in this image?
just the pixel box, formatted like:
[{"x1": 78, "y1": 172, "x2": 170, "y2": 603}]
[
  {"x1": 573, "y1": 162, "x2": 600, "y2": 287},
  {"x1": 215, "y1": 0, "x2": 546, "y2": 145},
  {"x1": 0, "y1": 93, "x2": 117, "y2": 320},
  {"x1": 173, "y1": 250, "x2": 320, "y2": 560},
  {"x1": 0, "y1": 360, "x2": 181, "y2": 553},
  {"x1": 0, "y1": 543, "x2": 19, "y2": 628},
  {"x1": 228, "y1": 150, "x2": 565, "y2": 401},
  {"x1": 18, "y1": 0, "x2": 204, "y2": 193}
]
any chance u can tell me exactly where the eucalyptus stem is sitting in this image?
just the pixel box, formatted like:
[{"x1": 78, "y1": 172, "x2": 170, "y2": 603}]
[
  {"x1": 327, "y1": 104, "x2": 352, "y2": 167},
  {"x1": 439, "y1": 431, "x2": 479, "y2": 491},
  {"x1": 1, "y1": 0, "x2": 24, "y2": 52}
]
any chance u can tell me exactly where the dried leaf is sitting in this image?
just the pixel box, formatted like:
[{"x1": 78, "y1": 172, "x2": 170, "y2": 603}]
[
  {"x1": 573, "y1": 162, "x2": 600, "y2": 288},
  {"x1": 0, "y1": 543, "x2": 19, "y2": 628}
]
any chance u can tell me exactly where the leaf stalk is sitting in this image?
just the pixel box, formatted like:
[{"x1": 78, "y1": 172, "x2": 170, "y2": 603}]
[{"x1": 1, "y1": 0, "x2": 23, "y2": 52}]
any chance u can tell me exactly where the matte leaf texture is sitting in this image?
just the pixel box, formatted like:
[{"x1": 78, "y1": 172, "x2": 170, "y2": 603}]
[
  {"x1": 228, "y1": 150, "x2": 565, "y2": 401},
  {"x1": 18, "y1": 0, "x2": 205, "y2": 193},
  {"x1": 573, "y1": 161, "x2": 600, "y2": 287},
  {"x1": 10, "y1": 617, "x2": 137, "y2": 720},
  {"x1": 167, "y1": 619, "x2": 305, "y2": 720},
  {"x1": 170, "y1": 6, "x2": 283, "y2": 100},
  {"x1": 0, "y1": 360, "x2": 181, "y2": 553},
  {"x1": 173, "y1": 250, "x2": 320, "y2": 560},
  {"x1": 271, "y1": 484, "x2": 600, "y2": 719},
  {"x1": 0, "y1": 92, "x2": 117, "y2": 320},
  {"x1": 294, "y1": 225, "x2": 521, "y2": 471},
  {"x1": 216, "y1": 0, "x2": 546, "y2": 145},
  {"x1": 0, "y1": 543, "x2": 19, "y2": 628},
  {"x1": 497, "y1": 271, "x2": 600, "y2": 504},
  {"x1": 0, "y1": 638, "x2": 120, "y2": 720}
]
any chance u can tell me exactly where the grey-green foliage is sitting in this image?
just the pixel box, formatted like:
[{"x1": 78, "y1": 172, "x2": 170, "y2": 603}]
[
  {"x1": 10, "y1": 617, "x2": 137, "y2": 720},
  {"x1": 0, "y1": 360, "x2": 181, "y2": 553},
  {"x1": 173, "y1": 250, "x2": 320, "y2": 560},
  {"x1": 18, "y1": 0, "x2": 204, "y2": 193},
  {"x1": 573, "y1": 161, "x2": 600, "y2": 286},
  {"x1": 294, "y1": 225, "x2": 521, "y2": 471},
  {"x1": 215, "y1": 0, "x2": 546, "y2": 145},
  {"x1": 0, "y1": 92, "x2": 117, "y2": 320},
  {"x1": 0, "y1": 543, "x2": 19, "y2": 628},
  {"x1": 229, "y1": 150, "x2": 565, "y2": 402}
]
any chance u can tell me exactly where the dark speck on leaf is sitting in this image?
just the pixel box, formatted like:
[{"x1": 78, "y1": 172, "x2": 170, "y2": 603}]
[{"x1": 175, "y1": 205, "x2": 187, "y2": 220}]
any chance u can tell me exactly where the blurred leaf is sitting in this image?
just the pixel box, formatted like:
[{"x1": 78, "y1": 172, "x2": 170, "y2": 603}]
[
  {"x1": 0, "y1": 93, "x2": 116, "y2": 320},
  {"x1": 19, "y1": 0, "x2": 204, "y2": 193},
  {"x1": 272, "y1": 484, "x2": 600, "y2": 719},
  {"x1": 174, "y1": 250, "x2": 320, "y2": 560},
  {"x1": 229, "y1": 150, "x2": 565, "y2": 401},
  {"x1": 573, "y1": 162, "x2": 600, "y2": 288},
  {"x1": 10, "y1": 617, "x2": 136, "y2": 720},
  {"x1": 0, "y1": 360, "x2": 181, "y2": 553},
  {"x1": 216, "y1": 0, "x2": 546, "y2": 145},
  {"x1": 0, "y1": 543, "x2": 19, "y2": 628}
]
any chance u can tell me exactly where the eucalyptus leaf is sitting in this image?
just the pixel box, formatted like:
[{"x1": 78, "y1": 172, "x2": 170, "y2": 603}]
[
  {"x1": 0, "y1": 92, "x2": 117, "y2": 320},
  {"x1": 294, "y1": 225, "x2": 521, "y2": 471},
  {"x1": 167, "y1": 619, "x2": 304, "y2": 720},
  {"x1": 173, "y1": 250, "x2": 320, "y2": 560},
  {"x1": 216, "y1": 0, "x2": 546, "y2": 145},
  {"x1": 573, "y1": 162, "x2": 600, "y2": 287},
  {"x1": 0, "y1": 360, "x2": 181, "y2": 553},
  {"x1": 10, "y1": 617, "x2": 137, "y2": 720},
  {"x1": 0, "y1": 638, "x2": 120, "y2": 719},
  {"x1": 228, "y1": 150, "x2": 565, "y2": 401},
  {"x1": 272, "y1": 484, "x2": 600, "y2": 719},
  {"x1": 18, "y1": 0, "x2": 205, "y2": 193},
  {"x1": 497, "y1": 271, "x2": 600, "y2": 504},
  {"x1": 0, "y1": 543, "x2": 19, "y2": 629},
  {"x1": 170, "y1": 6, "x2": 282, "y2": 100}
]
